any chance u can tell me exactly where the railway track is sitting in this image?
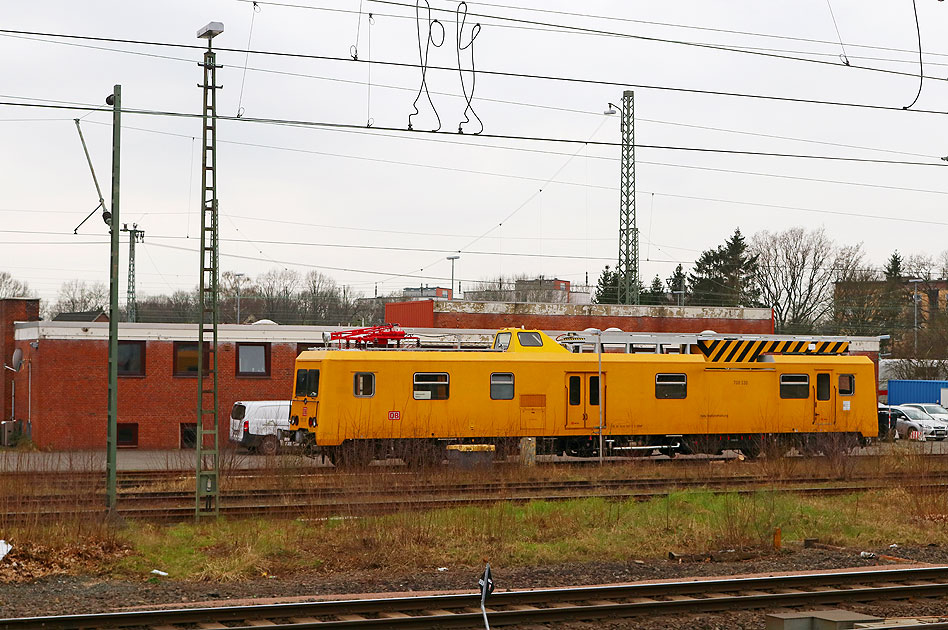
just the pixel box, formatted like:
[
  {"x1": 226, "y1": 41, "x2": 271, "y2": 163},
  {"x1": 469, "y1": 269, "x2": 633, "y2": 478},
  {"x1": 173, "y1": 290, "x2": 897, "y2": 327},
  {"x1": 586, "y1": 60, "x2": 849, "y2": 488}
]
[
  {"x1": 3, "y1": 475, "x2": 946, "y2": 523},
  {"x1": 3, "y1": 566, "x2": 948, "y2": 629}
]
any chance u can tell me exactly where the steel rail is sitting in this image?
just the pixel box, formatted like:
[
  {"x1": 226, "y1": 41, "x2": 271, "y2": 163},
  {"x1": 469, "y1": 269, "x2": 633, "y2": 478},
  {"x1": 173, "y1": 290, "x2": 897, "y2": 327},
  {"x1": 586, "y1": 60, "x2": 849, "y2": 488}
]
[
  {"x1": 3, "y1": 567, "x2": 948, "y2": 629},
  {"x1": 4, "y1": 480, "x2": 948, "y2": 524}
]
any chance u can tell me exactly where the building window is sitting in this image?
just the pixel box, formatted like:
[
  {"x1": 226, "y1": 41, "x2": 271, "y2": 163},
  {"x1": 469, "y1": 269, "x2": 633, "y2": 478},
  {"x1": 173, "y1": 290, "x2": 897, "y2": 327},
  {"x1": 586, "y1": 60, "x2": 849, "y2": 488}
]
[
  {"x1": 180, "y1": 423, "x2": 197, "y2": 449},
  {"x1": 517, "y1": 331, "x2": 543, "y2": 347},
  {"x1": 655, "y1": 373, "x2": 687, "y2": 399},
  {"x1": 414, "y1": 373, "x2": 449, "y2": 400},
  {"x1": 490, "y1": 373, "x2": 514, "y2": 400},
  {"x1": 780, "y1": 374, "x2": 809, "y2": 399},
  {"x1": 237, "y1": 342, "x2": 270, "y2": 377},
  {"x1": 118, "y1": 341, "x2": 145, "y2": 376},
  {"x1": 173, "y1": 341, "x2": 208, "y2": 376},
  {"x1": 354, "y1": 372, "x2": 375, "y2": 397},
  {"x1": 117, "y1": 423, "x2": 138, "y2": 447},
  {"x1": 839, "y1": 374, "x2": 855, "y2": 396},
  {"x1": 295, "y1": 369, "x2": 319, "y2": 397}
]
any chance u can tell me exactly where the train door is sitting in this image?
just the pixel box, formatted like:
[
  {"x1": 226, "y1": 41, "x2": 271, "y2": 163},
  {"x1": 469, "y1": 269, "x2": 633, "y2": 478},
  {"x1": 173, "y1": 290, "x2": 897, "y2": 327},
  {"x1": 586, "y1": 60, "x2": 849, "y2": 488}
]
[
  {"x1": 565, "y1": 372, "x2": 605, "y2": 429},
  {"x1": 814, "y1": 371, "x2": 835, "y2": 426}
]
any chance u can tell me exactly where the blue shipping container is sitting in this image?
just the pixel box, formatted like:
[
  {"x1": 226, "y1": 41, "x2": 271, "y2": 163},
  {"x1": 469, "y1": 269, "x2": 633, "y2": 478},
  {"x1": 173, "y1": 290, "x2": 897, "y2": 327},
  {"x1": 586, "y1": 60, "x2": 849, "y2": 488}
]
[{"x1": 887, "y1": 379, "x2": 948, "y2": 406}]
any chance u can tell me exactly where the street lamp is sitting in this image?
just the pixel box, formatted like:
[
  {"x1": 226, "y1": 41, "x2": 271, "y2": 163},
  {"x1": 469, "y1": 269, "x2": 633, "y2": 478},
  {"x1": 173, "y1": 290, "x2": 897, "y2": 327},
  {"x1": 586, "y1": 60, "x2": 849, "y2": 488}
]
[
  {"x1": 446, "y1": 255, "x2": 460, "y2": 299},
  {"x1": 234, "y1": 273, "x2": 245, "y2": 324},
  {"x1": 909, "y1": 278, "x2": 923, "y2": 356},
  {"x1": 604, "y1": 102, "x2": 619, "y2": 116}
]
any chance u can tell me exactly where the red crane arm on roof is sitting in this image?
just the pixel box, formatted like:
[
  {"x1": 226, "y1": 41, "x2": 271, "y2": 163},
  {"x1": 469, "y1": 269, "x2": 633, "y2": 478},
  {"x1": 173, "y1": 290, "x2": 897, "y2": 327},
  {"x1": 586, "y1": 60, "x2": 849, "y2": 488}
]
[{"x1": 328, "y1": 324, "x2": 417, "y2": 344}]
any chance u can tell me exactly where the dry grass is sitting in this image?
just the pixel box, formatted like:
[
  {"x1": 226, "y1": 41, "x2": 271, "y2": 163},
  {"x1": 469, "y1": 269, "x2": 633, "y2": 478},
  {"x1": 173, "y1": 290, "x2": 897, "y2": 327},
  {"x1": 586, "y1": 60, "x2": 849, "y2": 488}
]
[{"x1": 3, "y1": 445, "x2": 948, "y2": 582}]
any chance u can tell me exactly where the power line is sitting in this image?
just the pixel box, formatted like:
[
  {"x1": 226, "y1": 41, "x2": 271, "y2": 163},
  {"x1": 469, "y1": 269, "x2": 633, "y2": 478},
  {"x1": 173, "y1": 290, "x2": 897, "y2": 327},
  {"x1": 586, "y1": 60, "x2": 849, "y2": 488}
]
[
  {"x1": 3, "y1": 98, "x2": 947, "y2": 167},
  {"x1": 5, "y1": 28, "x2": 948, "y2": 117},
  {"x1": 84, "y1": 120, "x2": 948, "y2": 199},
  {"x1": 235, "y1": 0, "x2": 948, "y2": 84}
]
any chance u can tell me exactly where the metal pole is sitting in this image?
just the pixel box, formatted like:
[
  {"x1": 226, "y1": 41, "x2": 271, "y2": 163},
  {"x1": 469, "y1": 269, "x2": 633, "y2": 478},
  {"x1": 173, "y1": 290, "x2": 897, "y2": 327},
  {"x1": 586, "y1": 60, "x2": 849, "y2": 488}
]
[
  {"x1": 106, "y1": 85, "x2": 121, "y2": 514},
  {"x1": 914, "y1": 282, "x2": 919, "y2": 356},
  {"x1": 597, "y1": 330, "x2": 603, "y2": 465},
  {"x1": 447, "y1": 255, "x2": 459, "y2": 300},
  {"x1": 616, "y1": 90, "x2": 638, "y2": 305}
]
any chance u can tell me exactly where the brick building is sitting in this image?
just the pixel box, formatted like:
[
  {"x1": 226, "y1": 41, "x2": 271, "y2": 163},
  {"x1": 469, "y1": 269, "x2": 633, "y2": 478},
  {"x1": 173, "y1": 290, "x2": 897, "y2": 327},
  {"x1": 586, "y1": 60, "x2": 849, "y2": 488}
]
[{"x1": 385, "y1": 300, "x2": 776, "y2": 334}]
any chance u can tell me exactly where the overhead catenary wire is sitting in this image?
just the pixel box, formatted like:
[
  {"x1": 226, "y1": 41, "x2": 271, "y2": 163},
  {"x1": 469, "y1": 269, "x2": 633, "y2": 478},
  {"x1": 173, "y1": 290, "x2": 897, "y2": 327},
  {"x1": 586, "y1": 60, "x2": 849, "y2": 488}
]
[
  {"x1": 233, "y1": 0, "x2": 948, "y2": 85},
  {"x1": 3, "y1": 99, "x2": 947, "y2": 168},
  {"x1": 6, "y1": 28, "x2": 948, "y2": 117}
]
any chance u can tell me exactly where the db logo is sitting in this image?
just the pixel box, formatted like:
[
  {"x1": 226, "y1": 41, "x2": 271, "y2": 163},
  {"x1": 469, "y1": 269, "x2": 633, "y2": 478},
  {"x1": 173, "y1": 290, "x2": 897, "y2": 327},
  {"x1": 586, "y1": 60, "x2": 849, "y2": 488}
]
[{"x1": 388, "y1": 410, "x2": 401, "y2": 421}]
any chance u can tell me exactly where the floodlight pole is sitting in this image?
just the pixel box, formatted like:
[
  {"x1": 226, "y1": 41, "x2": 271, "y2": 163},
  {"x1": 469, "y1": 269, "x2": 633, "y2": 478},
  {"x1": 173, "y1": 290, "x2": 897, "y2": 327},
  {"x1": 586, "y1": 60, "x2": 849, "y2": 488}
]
[
  {"x1": 106, "y1": 85, "x2": 121, "y2": 514},
  {"x1": 196, "y1": 22, "x2": 224, "y2": 520}
]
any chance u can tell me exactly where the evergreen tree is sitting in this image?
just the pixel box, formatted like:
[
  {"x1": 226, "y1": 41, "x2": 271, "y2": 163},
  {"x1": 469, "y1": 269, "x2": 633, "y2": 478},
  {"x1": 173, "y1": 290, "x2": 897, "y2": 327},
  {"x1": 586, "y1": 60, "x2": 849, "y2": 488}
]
[
  {"x1": 884, "y1": 251, "x2": 903, "y2": 281},
  {"x1": 666, "y1": 264, "x2": 687, "y2": 305},
  {"x1": 594, "y1": 265, "x2": 619, "y2": 304},
  {"x1": 688, "y1": 229, "x2": 759, "y2": 306},
  {"x1": 640, "y1": 275, "x2": 666, "y2": 305}
]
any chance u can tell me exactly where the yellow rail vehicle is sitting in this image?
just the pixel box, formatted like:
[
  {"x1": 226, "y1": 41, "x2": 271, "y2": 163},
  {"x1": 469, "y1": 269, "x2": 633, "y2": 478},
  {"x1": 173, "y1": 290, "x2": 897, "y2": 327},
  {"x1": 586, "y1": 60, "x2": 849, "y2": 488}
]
[{"x1": 289, "y1": 329, "x2": 877, "y2": 464}]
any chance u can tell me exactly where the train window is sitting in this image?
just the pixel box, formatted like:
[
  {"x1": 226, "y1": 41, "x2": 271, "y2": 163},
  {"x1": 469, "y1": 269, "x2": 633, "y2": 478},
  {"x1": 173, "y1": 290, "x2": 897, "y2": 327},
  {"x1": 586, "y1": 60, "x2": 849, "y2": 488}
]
[
  {"x1": 295, "y1": 369, "x2": 319, "y2": 397},
  {"x1": 779, "y1": 374, "x2": 809, "y2": 399},
  {"x1": 568, "y1": 376, "x2": 581, "y2": 405},
  {"x1": 816, "y1": 373, "x2": 831, "y2": 401},
  {"x1": 354, "y1": 372, "x2": 375, "y2": 397},
  {"x1": 493, "y1": 333, "x2": 511, "y2": 351},
  {"x1": 839, "y1": 374, "x2": 855, "y2": 396},
  {"x1": 655, "y1": 373, "x2": 687, "y2": 399},
  {"x1": 589, "y1": 376, "x2": 600, "y2": 405},
  {"x1": 518, "y1": 332, "x2": 543, "y2": 347},
  {"x1": 414, "y1": 373, "x2": 449, "y2": 400},
  {"x1": 490, "y1": 373, "x2": 514, "y2": 400}
]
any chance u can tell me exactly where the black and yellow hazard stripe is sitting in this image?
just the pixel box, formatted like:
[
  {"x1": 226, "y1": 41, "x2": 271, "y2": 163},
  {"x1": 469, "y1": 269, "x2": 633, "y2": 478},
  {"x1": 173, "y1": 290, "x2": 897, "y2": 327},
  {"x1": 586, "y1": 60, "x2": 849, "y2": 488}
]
[{"x1": 696, "y1": 339, "x2": 850, "y2": 362}]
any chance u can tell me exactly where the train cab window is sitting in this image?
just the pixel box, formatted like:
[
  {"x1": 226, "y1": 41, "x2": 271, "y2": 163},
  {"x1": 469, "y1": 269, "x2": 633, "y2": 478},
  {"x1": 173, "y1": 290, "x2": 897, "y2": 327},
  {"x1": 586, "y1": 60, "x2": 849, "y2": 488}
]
[
  {"x1": 354, "y1": 372, "x2": 375, "y2": 397},
  {"x1": 295, "y1": 369, "x2": 319, "y2": 397},
  {"x1": 490, "y1": 373, "x2": 514, "y2": 400},
  {"x1": 493, "y1": 333, "x2": 511, "y2": 351},
  {"x1": 517, "y1": 332, "x2": 543, "y2": 347},
  {"x1": 780, "y1": 374, "x2": 809, "y2": 399},
  {"x1": 568, "y1": 376, "x2": 581, "y2": 405},
  {"x1": 839, "y1": 374, "x2": 855, "y2": 396},
  {"x1": 816, "y1": 373, "x2": 831, "y2": 401},
  {"x1": 589, "y1": 376, "x2": 600, "y2": 405},
  {"x1": 655, "y1": 373, "x2": 687, "y2": 399},
  {"x1": 414, "y1": 373, "x2": 449, "y2": 400}
]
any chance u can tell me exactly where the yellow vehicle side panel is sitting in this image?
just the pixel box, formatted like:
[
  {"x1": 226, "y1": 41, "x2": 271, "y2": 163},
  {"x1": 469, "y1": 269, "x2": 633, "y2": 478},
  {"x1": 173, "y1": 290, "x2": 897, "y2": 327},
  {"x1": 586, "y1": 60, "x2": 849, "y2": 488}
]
[{"x1": 290, "y1": 350, "x2": 877, "y2": 446}]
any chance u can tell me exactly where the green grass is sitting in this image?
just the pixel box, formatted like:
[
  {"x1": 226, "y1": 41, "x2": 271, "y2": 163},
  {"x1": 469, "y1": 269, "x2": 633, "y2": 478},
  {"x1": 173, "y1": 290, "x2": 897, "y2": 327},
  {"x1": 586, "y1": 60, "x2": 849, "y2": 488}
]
[{"x1": 101, "y1": 488, "x2": 948, "y2": 581}]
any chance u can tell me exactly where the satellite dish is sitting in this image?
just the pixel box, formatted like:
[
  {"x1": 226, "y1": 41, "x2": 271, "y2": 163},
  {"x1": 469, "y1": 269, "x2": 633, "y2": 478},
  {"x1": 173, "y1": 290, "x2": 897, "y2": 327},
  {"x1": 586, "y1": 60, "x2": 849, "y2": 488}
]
[{"x1": 8, "y1": 348, "x2": 22, "y2": 372}]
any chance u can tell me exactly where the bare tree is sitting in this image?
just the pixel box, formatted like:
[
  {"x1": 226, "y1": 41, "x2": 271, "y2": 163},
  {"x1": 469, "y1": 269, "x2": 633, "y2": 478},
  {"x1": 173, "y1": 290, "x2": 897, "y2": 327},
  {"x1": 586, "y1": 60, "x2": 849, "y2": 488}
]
[
  {"x1": 0, "y1": 271, "x2": 31, "y2": 298},
  {"x1": 752, "y1": 228, "x2": 863, "y2": 334},
  {"x1": 257, "y1": 268, "x2": 300, "y2": 323},
  {"x1": 52, "y1": 279, "x2": 107, "y2": 315},
  {"x1": 300, "y1": 270, "x2": 339, "y2": 324}
]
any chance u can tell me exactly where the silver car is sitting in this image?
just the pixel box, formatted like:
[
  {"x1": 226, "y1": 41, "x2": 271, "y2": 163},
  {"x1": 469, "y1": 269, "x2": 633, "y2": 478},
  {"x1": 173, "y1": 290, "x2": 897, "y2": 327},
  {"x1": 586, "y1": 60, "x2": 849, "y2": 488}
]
[
  {"x1": 895, "y1": 405, "x2": 948, "y2": 441},
  {"x1": 902, "y1": 403, "x2": 948, "y2": 426}
]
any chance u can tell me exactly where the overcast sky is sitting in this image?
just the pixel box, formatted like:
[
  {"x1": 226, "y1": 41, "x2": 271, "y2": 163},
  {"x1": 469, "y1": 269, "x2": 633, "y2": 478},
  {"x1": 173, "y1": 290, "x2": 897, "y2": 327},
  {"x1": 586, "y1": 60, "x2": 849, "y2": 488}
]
[{"x1": 3, "y1": 0, "x2": 948, "y2": 303}]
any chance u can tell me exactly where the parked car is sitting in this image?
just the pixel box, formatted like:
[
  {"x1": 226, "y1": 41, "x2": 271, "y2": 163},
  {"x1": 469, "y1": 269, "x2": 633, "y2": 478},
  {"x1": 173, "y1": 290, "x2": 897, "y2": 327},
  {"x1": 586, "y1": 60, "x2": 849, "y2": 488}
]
[
  {"x1": 229, "y1": 401, "x2": 291, "y2": 455},
  {"x1": 902, "y1": 403, "x2": 948, "y2": 425},
  {"x1": 876, "y1": 405, "x2": 901, "y2": 441},
  {"x1": 895, "y1": 405, "x2": 948, "y2": 441}
]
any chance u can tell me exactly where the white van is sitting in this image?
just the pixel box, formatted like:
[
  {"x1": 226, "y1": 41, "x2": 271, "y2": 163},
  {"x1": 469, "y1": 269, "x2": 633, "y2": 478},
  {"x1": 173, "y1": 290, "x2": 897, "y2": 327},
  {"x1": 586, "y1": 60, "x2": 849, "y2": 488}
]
[{"x1": 229, "y1": 401, "x2": 291, "y2": 455}]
